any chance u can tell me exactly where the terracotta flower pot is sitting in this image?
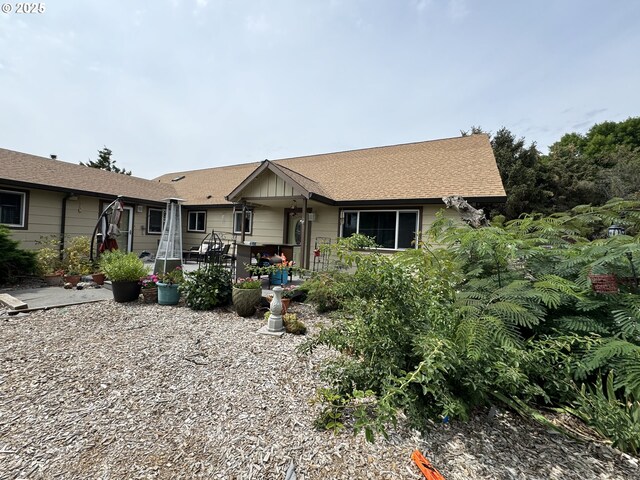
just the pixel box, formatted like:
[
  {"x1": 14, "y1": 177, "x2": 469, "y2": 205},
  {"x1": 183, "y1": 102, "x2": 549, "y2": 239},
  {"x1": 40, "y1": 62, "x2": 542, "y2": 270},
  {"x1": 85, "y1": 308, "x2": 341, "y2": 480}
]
[
  {"x1": 267, "y1": 295, "x2": 290, "y2": 314},
  {"x1": 63, "y1": 274, "x2": 82, "y2": 287},
  {"x1": 92, "y1": 273, "x2": 106, "y2": 285},
  {"x1": 43, "y1": 273, "x2": 64, "y2": 286}
]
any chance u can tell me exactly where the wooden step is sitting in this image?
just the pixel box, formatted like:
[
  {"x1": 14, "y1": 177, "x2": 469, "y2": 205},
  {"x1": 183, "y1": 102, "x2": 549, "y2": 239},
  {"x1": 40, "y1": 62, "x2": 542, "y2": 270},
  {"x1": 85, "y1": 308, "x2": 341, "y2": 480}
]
[{"x1": 0, "y1": 293, "x2": 28, "y2": 311}]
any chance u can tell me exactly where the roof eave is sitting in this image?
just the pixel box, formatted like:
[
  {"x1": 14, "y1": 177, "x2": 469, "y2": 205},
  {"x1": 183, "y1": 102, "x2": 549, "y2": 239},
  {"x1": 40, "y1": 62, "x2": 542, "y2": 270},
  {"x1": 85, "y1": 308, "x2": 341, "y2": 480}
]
[
  {"x1": 0, "y1": 179, "x2": 168, "y2": 206},
  {"x1": 334, "y1": 195, "x2": 507, "y2": 207}
]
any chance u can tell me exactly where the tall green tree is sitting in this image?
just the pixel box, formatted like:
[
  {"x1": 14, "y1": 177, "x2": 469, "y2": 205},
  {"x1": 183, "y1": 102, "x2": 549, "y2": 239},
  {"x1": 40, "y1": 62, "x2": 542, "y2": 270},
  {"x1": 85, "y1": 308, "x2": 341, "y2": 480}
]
[
  {"x1": 80, "y1": 147, "x2": 132, "y2": 175},
  {"x1": 544, "y1": 117, "x2": 640, "y2": 211},
  {"x1": 463, "y1": 127, "x2": 550, "y2": 219}
]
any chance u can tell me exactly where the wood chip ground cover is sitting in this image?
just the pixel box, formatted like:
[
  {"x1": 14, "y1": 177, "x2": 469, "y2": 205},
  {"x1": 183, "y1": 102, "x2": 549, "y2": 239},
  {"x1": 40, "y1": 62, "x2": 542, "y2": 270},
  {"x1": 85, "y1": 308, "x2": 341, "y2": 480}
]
[{"x1": 1, "y1": 301, "x2": 638, "y2": 479}]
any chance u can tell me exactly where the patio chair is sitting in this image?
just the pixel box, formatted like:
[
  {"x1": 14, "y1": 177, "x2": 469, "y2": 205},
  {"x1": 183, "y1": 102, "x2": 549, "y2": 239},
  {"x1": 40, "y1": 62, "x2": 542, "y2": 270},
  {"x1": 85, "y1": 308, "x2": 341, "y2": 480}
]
[{"x1": 197, "y1": 232, "x2": 224, "y2": 267}]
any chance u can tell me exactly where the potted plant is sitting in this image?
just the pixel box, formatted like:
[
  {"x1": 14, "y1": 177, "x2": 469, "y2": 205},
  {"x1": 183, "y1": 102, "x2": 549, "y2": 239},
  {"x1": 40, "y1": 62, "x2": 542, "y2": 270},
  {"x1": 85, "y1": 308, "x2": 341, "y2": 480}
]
[
  {"x1": 232, "y1": 277, "x2": 263, "y2": 317},
  {"x1": 99, "y1": 250, "x2": 149, "y2": 302},
  {"x1": 35, "y1": 235, "x2": 64, "y2": 286},
  {"x1": 269, "y1": 261, "x2": 293, "y2": 286},
  {"x1": 157, "y1": 266, "x2": 184, "y2": 305},
  {"x1": 140, "y1": 274, "x2": 159, "y2": 303}
]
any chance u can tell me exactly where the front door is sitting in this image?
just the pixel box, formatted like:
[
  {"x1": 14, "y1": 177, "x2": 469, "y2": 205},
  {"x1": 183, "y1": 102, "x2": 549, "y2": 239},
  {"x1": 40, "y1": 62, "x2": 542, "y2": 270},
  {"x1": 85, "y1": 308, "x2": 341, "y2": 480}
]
[
  {"x1": 120, "y1": 206, "x2": 134, "y2": 252},
  {"x1": 285, "y1": 210, "x2": 302, "y2": 266}
]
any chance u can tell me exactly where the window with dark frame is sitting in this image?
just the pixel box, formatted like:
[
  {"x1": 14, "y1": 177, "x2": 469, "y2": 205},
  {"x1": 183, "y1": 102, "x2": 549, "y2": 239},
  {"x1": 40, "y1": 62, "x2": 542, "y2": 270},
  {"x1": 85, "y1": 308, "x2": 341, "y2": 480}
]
[
  {"x1": 233, "y1": 210, "x2": 252, "y2": 235},
  {"x1": 147, "y1": 207, "x2": 164, "y2": 234},
  {"x1": 340, "y1": 210, "x2": 418, "y2": 249},
  {"x1": 0, "y1": 189, "x2": 26, "y2": 228},
  {"x1": 187, "y1": 211, "x2": 206, "y2": 232}
]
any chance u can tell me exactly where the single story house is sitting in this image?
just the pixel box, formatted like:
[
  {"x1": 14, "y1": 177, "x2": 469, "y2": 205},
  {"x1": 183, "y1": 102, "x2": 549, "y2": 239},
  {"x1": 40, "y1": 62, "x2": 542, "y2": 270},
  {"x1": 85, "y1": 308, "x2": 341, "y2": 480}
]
[{"x1": 1, "y1": 134, "x2": 505, "y2": 270}]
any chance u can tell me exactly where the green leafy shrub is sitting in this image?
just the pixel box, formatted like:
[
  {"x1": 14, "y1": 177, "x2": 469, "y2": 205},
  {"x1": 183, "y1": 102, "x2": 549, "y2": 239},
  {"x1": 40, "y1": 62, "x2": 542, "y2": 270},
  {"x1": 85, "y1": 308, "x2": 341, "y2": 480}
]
[
  {"x1": 0, "y1": 225, "x2": 37, "y2": 284},
  {"x1": 35, "y1": 235, "x2": 63, "y2": 275},
  {"x1": 181, "y1": 264, "x2": 232, "y2": 310},
  {"x1": 299, "y1": 271, "x2": 351, "y2": 313},
  {"x1": 62, "y1": 235, "x2": 93, "y2": 275},
  {"x1": 99, "y1": 250, "x2": 148, "y2": 282},
  {"x1": 299, "y1": 199, "x2": 640, "y2": 451}
]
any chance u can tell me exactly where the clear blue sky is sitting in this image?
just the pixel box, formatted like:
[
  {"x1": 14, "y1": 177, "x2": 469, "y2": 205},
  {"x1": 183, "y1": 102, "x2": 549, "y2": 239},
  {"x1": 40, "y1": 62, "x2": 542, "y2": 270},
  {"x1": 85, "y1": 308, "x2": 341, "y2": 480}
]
[{"x1": 1, "y1": 0, "x2": 639, "y2": 178}]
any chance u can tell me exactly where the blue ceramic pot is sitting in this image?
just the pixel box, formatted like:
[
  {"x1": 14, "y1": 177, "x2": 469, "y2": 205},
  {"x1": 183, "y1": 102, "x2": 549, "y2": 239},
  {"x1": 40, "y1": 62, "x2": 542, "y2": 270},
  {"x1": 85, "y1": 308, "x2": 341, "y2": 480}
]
[{"x1": 157, "y1": 282, "x2": 180, "y2": 305}]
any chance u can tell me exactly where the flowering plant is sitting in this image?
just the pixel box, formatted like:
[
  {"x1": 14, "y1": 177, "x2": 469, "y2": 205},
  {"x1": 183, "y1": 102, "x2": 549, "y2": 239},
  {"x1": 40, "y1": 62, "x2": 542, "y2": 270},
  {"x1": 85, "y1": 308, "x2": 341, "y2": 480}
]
[
  {"x1": 272, "y1": 260, "x2": 295, "y2": 270},
  {"x1": 140, "y1": 274, "x2": 159, "y2": 289},
  {"x1": 157, "y1": 266, "x2": 184, "y2": 285},
  {"x1": 281, "y1": 285, "x2": 298, "y2": 299},
  {"x1": 234, "y1": 277, "x2": 262, "y2": 289}
]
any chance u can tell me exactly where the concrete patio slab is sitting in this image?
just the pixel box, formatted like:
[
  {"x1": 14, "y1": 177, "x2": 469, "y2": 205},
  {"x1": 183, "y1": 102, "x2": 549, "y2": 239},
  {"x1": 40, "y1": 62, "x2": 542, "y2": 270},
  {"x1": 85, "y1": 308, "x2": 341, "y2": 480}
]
[{"x1": 2, "y1": 286, "x2": 113, "y2": 312}]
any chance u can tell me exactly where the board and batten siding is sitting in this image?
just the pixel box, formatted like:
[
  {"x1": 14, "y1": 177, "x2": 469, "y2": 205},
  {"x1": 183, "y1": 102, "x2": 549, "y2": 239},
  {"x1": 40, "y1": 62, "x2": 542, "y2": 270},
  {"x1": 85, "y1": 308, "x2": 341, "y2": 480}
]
[{"x1": 238, "y1": 170, "x2": 298, "y2": 198}]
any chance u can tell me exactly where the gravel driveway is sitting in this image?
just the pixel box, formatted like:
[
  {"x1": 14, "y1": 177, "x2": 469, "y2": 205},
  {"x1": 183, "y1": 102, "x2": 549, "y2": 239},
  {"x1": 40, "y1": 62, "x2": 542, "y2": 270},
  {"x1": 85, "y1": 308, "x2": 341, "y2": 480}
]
[{"x1": 1, "y1": 301, "x2": 638, "y2": 479}]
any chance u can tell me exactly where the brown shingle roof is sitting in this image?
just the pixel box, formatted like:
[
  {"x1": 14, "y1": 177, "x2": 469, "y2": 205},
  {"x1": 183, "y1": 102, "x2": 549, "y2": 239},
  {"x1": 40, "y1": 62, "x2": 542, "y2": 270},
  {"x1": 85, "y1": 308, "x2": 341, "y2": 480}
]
[
  {"x1": 154, "y1": 162, "x2": 262, "y2": 206},
  {"x1": 272, "y1": 134, "x2": 505, "y2": 202},
  {"x1": 0, "y1": 148, "x2": 176, "y2": 203},
  {"x1": 160, "y1": 134, "x2": 505, "y2": 205}
]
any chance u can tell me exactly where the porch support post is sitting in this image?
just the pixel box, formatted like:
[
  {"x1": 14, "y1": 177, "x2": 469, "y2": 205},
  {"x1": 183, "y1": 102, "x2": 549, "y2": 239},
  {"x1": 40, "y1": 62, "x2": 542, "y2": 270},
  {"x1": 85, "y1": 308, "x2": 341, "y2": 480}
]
[
  {"x1": 301, "y1": 197, "x2": 308, "y2": 269},
  {"x1": 240, "y1": 203, "x2": 246, "y2": 243}
]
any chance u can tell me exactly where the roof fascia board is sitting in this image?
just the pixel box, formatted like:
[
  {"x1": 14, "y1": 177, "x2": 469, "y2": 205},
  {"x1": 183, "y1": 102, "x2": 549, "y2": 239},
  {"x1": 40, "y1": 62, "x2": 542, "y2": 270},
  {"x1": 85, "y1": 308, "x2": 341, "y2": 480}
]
[
  {"x1": 334, "y1": 196, "x2": 507, "y2": 207},
  {"x1": 0, "y1": 179, "x2": 167, "y2": 206}
]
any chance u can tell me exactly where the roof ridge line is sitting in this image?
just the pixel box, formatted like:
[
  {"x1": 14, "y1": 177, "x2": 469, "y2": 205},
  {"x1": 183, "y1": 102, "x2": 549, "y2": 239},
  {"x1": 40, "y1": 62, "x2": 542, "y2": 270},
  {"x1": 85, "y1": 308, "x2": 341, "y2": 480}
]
[{"x1": 272, "y1": 134, "x2": 484, "y2": 164}]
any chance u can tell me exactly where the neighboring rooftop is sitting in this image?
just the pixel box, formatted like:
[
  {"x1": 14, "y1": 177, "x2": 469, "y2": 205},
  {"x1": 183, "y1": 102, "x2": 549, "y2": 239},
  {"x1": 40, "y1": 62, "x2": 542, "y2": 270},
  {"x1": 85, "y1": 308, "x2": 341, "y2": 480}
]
[{"x1": 0, "y1": 148, "x2": 176, "y2": 203}]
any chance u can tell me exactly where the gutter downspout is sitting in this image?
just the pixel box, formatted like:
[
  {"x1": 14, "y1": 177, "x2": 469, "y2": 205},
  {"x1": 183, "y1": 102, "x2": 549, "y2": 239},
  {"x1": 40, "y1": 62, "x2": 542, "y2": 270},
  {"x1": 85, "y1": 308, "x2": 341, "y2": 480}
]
[{"x1": 59, "y1": 193, "x2": 72, "y2": 260}]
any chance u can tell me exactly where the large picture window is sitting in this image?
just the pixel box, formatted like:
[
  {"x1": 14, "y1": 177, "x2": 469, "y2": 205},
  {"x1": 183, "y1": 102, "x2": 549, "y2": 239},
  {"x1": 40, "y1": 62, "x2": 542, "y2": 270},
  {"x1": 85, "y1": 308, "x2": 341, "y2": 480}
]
[
  {"x1": 233, "y1": 210, "x2": 253, "y2": 235},
  {"x1": 341, "y1": 209, "x2": 419, "y2": 249},
  {"x1": 187, "y1": 211, "x2": 207, "y2": 232},
  {"x1": 147, "y1": 207, "x2": 165, "y2": 234},
  {"x1": 0, "y1": 189, "x2": 26, "y2": 228}
]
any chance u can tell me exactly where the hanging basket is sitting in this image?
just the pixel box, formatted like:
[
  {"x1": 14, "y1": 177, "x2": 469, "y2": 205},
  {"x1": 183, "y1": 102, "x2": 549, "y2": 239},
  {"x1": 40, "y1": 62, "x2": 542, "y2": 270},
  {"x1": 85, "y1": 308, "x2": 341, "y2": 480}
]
[{"x1": 588, "y1": 274, "x2": 618, "y2": 294}]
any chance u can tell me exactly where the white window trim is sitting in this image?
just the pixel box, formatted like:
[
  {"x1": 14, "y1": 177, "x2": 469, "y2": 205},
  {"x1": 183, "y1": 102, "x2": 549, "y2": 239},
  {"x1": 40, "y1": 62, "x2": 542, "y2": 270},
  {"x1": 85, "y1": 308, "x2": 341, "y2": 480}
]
[
  {"x1": 340, "y1": 209, "x2": 419, "y2": 250},
  {"x1": 233, "y1": 210, "x2": 253, "y2": 235},
  {"x1": 187, "y1": 210, "x2": 207, "y2": 232},
  {"x1": 0, "y1": 189, "x2": 26, "y2": 228},
  {"x1": 147, "y1": 207, "x2": 165, "y2": 235}
]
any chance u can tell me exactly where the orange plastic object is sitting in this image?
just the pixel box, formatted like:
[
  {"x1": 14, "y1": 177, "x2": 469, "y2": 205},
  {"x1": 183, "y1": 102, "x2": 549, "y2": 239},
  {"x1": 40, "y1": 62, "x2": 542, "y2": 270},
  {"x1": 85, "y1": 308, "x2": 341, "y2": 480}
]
[{"x1": 411, "y1": 450, "x2": 446, "y2": 480}]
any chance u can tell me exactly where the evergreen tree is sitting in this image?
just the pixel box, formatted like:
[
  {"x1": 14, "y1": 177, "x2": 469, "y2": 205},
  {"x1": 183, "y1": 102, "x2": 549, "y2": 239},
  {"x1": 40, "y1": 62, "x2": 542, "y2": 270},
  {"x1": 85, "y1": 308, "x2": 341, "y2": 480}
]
[
  {"x1": 545, "y1": 117, "x2": 640, "y2": 211},
  {"x1": 80, "y1": 147, "x2": 132, "y2": 175}
]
